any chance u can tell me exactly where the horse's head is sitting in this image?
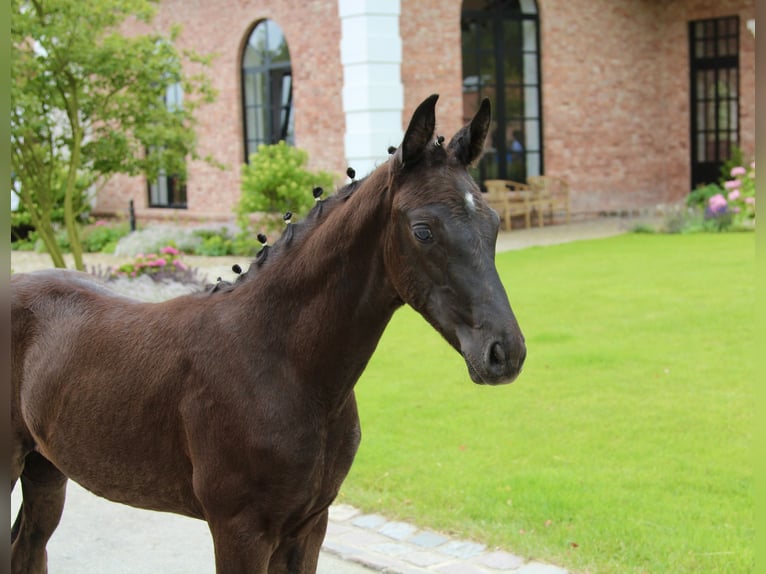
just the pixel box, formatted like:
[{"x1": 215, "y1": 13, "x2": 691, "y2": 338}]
[{"x1": 385, "y1": 94, "x2": 526, "y2": 385}]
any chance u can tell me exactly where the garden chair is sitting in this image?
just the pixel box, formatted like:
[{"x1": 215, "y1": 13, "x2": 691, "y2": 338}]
[
  {"x1": 526, "y1": 175, "x2": 571, "y2": 226},
  {"x1": 483, "y1": 179, "x2": 534, "y2": 230}
]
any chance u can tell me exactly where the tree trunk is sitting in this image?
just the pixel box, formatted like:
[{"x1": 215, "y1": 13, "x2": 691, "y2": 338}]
[
  {"x1": 64, "y1": 128, "x2": 85, "y2": 271},
  {"x1": 22, "y1": 198, "x2": 67, "y2": 269}
]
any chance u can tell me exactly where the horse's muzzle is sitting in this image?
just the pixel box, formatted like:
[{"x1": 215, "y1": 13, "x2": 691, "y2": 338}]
[{"x1": 464, "y1": 337, "x2": 526, "y2": 385}]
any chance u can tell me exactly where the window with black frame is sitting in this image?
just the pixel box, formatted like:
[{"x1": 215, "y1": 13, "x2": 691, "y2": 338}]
[
  {"x1": 689, "y1": 16, "x2": 740, "y2": 188},
  {"x1": 241, "y1": 20, "x2": 293, "y2": 162},
  {"x1": 461, "y1": 0, "x2": 542, "y2": 186},
  {"x1": 148, "y1": 82, "x2": 187, "y2": 208}
]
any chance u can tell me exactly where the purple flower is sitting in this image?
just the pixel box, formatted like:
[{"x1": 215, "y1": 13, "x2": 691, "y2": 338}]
[{"x1": 730, "y1": 166, "x2": 746, "y2": 177}]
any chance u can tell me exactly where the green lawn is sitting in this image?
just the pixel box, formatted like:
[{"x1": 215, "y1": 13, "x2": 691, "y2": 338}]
[{"x1": 340, "y1": 233, "x2": 754, "y2": 574}]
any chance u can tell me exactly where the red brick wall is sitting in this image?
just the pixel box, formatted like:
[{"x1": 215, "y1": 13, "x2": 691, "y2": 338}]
[
  {"x1": 95, "y1": 0, "x2": 756, "y2": 222},
  {"x1": 97, "y1": 0, "x2": 347, "y2": 223},
  {"x1": 540, "y1": 0, "x2": 755, "y2": 214},
  {"x1": 400, "y1": 0, "x2": 464, "y2": 139}
]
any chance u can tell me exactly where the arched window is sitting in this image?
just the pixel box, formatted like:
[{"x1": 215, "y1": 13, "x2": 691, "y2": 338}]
[
  {"x1": 461, "y1": 0, "x2": 542, "y2": 184},
  {"x1": 241, "y1": 19, "x2": 293, "y2": 162}
]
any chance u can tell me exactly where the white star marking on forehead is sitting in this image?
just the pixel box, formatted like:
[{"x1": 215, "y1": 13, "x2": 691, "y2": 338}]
[{"x1": 464, "y1": 191, "x2": 476, "y2": 212}]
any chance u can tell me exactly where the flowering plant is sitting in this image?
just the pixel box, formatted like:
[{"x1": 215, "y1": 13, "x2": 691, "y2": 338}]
[
  {"x1": 100, "y1": 245, "x2": 203, "y2": 285},
  {"x1": 705, "y1": 162, "x2": 756, "y2": 230}
]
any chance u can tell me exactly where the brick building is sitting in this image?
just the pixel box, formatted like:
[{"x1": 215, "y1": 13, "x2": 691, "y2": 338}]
[{"x1": 95, "y1": 0, "x2": 756, "y2": 224}]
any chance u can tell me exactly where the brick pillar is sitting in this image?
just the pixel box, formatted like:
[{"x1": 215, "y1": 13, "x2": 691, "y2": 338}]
[{"x1": 338, "y1": 0, "x2": 403, "y2": 178}]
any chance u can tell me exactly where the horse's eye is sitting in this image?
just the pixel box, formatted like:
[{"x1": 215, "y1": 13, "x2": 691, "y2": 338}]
[{"x1": 413, "y1": 225, "x2": 433, "y2": 243}]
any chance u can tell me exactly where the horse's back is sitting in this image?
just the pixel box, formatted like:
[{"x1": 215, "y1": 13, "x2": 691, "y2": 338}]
[{"x1": 12, "y1": 269, "x2": 136, "y2": 390}]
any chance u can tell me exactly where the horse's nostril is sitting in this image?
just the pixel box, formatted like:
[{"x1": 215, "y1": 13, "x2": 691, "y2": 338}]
[{"x1": 489, "y1": 341, "x2": 506, "y2": 366}]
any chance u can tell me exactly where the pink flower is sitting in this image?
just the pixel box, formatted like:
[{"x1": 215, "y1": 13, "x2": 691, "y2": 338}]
[
  {"x1": 94, "y1": 219, "x2": 109, "y2": 227},
  {"x1": 174, "y1": 260, "x2": 187, "y2": 271},
  {"x1": 709, "y1": 193, "x2": 727, "y2": 209},
  {"x1": 724, "y1": 179, "x2": 741, "y2": 190},
  {"x1": 751, "y1": 161, "x2": 756, "y2": 170},
  {"x1": 745, "y1": 197, "x2": 755, "y2": 205},
  {"x1": 727, "y1": 189, "x2": 740, "y2": 201},
  {"x1": 136, "y1": 253, "x2": 144, "y2": 259},
  {"x1": 730, "y1": 166, "x2": 746, "y2": 177},
  {"x1": 160, "y1": 246, "x2": 180, "y2": 256}
]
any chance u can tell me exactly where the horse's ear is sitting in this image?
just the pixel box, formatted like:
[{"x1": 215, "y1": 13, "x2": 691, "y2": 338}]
[
  {"x1": 400, "y1": 94, "x2": 439, "y2": 167},
  {"x1": 448, "y1": 98, "x2": 491, "y2": 166}
]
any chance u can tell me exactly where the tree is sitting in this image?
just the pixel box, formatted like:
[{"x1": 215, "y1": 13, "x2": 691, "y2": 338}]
[{"x1": 11, "y1": 0, "x2": 215, "y2": 270}]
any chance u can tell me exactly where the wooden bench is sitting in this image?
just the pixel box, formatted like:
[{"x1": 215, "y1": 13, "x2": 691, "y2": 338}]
[
  {"x1": 483, "y1": 179, "x2": 535, "y2": 230},
  {"x1": 526, "y1": 175, "x2": 571, "y2": 226}
]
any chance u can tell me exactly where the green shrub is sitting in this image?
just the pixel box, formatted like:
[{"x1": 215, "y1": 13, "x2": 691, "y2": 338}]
[
  {"x1": 81, "y1": 221, "x2": 131, "y2": 253},
  {"x1": 194, "y1": 231, "x2": 234, "y2": 256},
  {"x1": 236, "y1": 141, "x2": 336, "y2": 233},
  {"x1": 686, "y1": 182, "x2": 723, "y2": 209}
]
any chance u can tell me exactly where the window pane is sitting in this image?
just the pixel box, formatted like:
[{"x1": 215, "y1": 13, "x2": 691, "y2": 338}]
[
  {"x1": 525, "y1": 151, "x2": 540, "y2": 177},
  {"x1": 266, "y1": 20, "x2": 290, "y2": 63},
  {"x1": 697, "y1": 133, "x2": 706, "y2": 162},
  {"x1": 246, "y1": 24, "x2": 267, "y2": 66},
  {"x1": 524, "y1": 119, "x2": 540, "y2": 151},
  {"x1": 522, "y1": 52, "x2": 538, "y2": 84},
  {"x1": 243, "y1": 43, "x2": 262, "y2": 68},
  {"x1": 718, "y1": 135, "x2": 730, "y2": 158},
  {"x1": 696, "y1": 101, "x2": 706, "y2": 130},
  {"x1": 505, "y1": 86, "x2": 523, "y2": 118},
  {"x1": 729, "y1": 100, "x2": 738, "y2": 129},
  {"x1": 522, "y1": 20, "x2": 537, "y2": 50},
  {"x1": 519, "y1": 0, "x2": 537, "y2": 15},
  {"x1": 524, "y1": 86, "x2": 538, "y2": 117}
]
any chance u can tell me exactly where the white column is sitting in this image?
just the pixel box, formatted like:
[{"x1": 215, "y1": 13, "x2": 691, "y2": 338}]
[{"x1": 338, "y1": 0, "x2": 403, "y2": 178}]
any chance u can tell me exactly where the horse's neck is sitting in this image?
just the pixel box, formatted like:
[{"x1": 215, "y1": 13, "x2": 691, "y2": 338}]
[{"x1": 242, "y1": 173, "x2": 401, "y2": 408}]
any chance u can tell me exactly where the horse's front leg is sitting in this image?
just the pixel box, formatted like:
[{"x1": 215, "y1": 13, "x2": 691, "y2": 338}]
[
  {"x1": 207, "y1": 515, "x2": 276, "y2": 574},
  {"x1": 268, "y1": 509, "x2": 329, "y2": 574}
]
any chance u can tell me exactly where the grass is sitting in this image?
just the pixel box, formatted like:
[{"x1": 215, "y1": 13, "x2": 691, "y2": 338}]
[{"x1": 339, "y1": 233, "x2": 754, "y2": 574}]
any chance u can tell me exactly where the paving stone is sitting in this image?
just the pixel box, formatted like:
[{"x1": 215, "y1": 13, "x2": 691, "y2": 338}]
[
  {"x1": 436, "y1": 562, "x2": 492, "y2": 574},
  {"x1": 379, "y1": 521, "x2": 419, "y2": 541},
  {"x1": 401, "y1": 549, "x2": 451, "y2": 567},
  {"x1": 516, "y1": 561, "x2": 569, "y2": 574},
  {"x1": 320, "y1": 539, "x2": 362, "y2": 557},
  {"x1": 370, "y1": 542, "x2": 412, "y2": 557},
  {"x1": 351, "y1": 513, "x2": 388, "y2": 530},
  {"x1": 329, "y1": 504, "x2": 361, "y2": 522},
  {"x1": 338, "y1": 528, "x2": 391, "y2": 548},
  {"x1": 437, "y1": 539, "x2": 487, "y2": 559},
  {"x1": 351, "y1": 552, "x2": 416, "y2": 573},
  {"x1": 408, "y1": 530, "x2": 450, "y2": 548},
  {"x1": 476, "y1": 550, "x2": 525, "y2": 570},
  {"x1": 325, "y1": 522, "x2": 353, "y2": 536}
]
